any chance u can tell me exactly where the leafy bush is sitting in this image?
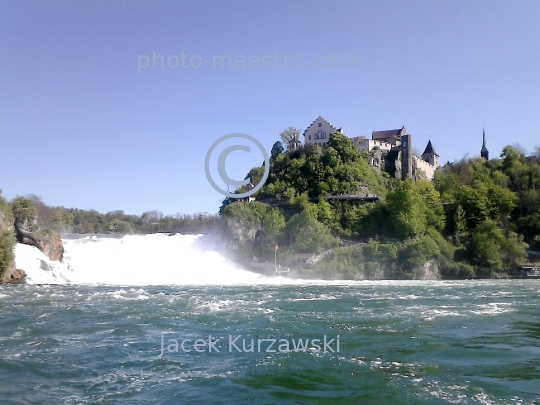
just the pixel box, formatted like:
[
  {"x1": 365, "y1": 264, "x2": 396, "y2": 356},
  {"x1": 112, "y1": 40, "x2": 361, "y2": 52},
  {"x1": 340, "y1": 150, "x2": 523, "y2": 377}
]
[
  {"x1": 309, "y1": 241, "x2": 397, "y2": 279},
  {"x1": 0, "y1": 230, "x2": 15, "y2": 279},
  {"x1": 11, "y1": 197, "x2": 38, "y2": 230},
  {"x1": 0, "y1": 190, "x2": 16, "y2": 279},
  {"x1": 396, "y1": 235, "x2": 440, "y2": 277}
]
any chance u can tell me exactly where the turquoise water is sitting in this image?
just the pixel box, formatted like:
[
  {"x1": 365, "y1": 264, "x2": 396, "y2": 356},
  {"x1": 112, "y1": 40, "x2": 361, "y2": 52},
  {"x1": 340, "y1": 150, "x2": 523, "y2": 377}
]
[{"x1": 1, "y1": 280, "x2": 539, "y2": 404}]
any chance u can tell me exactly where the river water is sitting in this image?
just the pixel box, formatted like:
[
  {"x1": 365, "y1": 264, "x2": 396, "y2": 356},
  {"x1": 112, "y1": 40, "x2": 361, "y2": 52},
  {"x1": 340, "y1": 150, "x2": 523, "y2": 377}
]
[{"x1": 0, "y1": 235, "x2": 538, "y2": 404}]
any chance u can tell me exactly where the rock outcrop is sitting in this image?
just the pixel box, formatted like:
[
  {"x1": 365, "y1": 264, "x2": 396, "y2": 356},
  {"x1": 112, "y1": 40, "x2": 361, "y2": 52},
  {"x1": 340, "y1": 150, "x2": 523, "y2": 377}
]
[
  {"x1": 0, "y1": 259, "x2": 19, "y2": 285},
  {"x1": 413, "y1": 259, "x2": 440, "y2": 280},
  {"x1": 0, "y1": 201, "x2": 65, "y2": 284},
  {"x1": 39, "y1": 231, "x2": 64, "y2": 261},
  {"x1": 1, "y1": 267, "x2": 26, "y2": 284},
  {"x1": 14, "y1": 217, "x2": 64, "y2": 262}
]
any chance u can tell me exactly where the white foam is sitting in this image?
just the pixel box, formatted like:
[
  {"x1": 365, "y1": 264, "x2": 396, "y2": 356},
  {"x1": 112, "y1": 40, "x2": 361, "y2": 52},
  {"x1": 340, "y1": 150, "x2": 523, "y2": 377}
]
[
  {"x1": 16, "y1": 233, "x2": 406, "y2": 286},
  {"x1": 17, "y1": 235, "x2": 519, "y2": 287},
  {"x1": 15, "y1": 234, "x2": 269, "y2": 285},
  {"x1": 14, "y1": 243, "x2": 72, "y2": 284}
]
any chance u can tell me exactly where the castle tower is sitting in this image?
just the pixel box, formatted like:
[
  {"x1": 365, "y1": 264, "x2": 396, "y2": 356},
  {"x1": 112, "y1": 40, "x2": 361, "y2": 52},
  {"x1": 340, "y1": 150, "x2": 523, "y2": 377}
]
[
  {"x1": 480, "y1": 129, "x2": 489, "y2": 160},
  {"x1": 421, "y1": 140, "x2": 439, "y2": 167},
  {"x1": 401, "y1": 134, "x2": 413, "y2": 180}
]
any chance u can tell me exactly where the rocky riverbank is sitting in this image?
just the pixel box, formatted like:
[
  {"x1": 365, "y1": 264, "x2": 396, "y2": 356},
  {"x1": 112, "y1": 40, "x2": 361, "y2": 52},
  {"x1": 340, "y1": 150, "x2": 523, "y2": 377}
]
[{"x1": 0, "y1": 198, "x2": 64, "y2": 285}]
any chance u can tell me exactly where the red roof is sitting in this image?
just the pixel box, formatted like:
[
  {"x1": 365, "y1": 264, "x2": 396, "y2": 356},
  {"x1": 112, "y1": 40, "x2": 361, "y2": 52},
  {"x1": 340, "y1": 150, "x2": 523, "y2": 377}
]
[{"x1": 372, "y1": 126, "x2": 406, "y2": 140}]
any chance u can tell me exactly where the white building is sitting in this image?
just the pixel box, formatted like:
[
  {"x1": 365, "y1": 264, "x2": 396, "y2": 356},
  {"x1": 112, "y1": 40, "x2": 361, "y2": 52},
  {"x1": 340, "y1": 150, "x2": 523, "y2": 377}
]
[
  {"x1": 351, "y1": 136, "x2": 394, "y2": 153},
  {"x1": 302, "y1": 116, "x2": 340, "y2": 147},
  {"x1": 352, "y1": 126, "x2": 406, "y2": 153}
]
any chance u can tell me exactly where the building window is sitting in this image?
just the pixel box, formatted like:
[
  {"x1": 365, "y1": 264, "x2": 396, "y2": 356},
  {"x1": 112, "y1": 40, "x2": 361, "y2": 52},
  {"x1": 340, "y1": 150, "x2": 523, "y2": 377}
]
[
  {"x1": 318, "y1": 123, "x2": 322, "y2": 127},
  {"x1": 309, "y1": 135, "x2": 311, "y2": 140}
]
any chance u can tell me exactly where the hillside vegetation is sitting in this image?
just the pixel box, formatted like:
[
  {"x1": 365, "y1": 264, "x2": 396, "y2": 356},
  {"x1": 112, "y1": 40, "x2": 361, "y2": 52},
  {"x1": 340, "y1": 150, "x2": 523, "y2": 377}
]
[
  {"x1": 221, "y1": 133, "x2": 539, "y2": 279},
  {"x1": 0, "y1": 191, "x2": 16, "y2": 280}
]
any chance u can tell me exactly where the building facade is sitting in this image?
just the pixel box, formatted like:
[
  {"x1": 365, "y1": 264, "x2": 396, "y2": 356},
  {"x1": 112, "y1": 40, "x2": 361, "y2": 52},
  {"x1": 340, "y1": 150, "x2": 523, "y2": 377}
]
[
  {"x1": 302, "y1": 116, "x2": 340, "y2": 147},
  {"x1": 302, "y1": 118, "x2": 440, "y2": 181},
  {"x1": 350, "y1": 136, "x2": 394, "y2": 153}
]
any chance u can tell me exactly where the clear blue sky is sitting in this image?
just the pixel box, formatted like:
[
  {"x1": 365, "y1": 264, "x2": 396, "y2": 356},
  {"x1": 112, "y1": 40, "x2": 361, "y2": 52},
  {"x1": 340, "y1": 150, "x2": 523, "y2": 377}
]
[{"x1": 1, "y1": 0, "x2": 539, "y2": 216}]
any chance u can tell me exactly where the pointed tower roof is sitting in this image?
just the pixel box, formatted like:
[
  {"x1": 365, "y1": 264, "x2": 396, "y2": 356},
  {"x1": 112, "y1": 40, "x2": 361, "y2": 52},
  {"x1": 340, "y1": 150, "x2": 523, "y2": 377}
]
[
  {"x1": 481, "y1": 128, "x2": 488, "y2": 153},
  {"x1": 422, "y1": 140, "x2": 438, "y2": 156}
]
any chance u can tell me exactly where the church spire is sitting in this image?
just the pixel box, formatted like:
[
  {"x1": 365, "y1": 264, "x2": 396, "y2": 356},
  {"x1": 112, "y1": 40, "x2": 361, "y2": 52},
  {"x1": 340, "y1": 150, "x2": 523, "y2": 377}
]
[{"x1": 481, "y1": 128, "x2": 489, "y2": 160}]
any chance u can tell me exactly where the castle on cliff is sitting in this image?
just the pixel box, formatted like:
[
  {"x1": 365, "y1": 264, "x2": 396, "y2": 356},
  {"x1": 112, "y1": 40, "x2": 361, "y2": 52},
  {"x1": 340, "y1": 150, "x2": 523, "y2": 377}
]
[{"x1": 302, "y1": 116, "x2": 439, "y2": 181}]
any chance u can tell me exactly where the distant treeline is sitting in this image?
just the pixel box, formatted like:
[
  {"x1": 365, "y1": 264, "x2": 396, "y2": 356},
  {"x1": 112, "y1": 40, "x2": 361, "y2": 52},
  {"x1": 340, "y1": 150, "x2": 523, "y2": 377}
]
[{"x1": 1, "y1": 194, "x2": 219, "y2": 235}]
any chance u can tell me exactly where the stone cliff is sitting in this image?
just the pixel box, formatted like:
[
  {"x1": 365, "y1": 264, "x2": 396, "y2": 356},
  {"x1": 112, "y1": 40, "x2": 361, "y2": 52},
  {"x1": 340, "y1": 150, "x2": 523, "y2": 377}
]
[
  {"x1": 222, "y1": 214, "x2": 441, "y2": 280},
  {"x1": 14, "y1": 217, "x2": 64, "y2": 262},
  {"x1": 0, "y1": 208, "x2": 64, "y2": 284}
]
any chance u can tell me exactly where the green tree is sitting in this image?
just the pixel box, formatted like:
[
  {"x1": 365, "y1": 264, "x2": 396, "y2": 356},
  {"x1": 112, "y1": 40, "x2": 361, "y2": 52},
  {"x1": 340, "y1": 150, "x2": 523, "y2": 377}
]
[
  {"x1": 385, "y1": 181, "x2": 428, "y2": 239},
  {"x1": 0, "y1": 190, "x2": 16, "y2": 279},
  {"x1": 223, "y1": 201, "x2": 285, "y2": 244},
  {"x1": 467, "y1": 220, "x2": 504, "y2": 274},
  {"x1": 116, "y1": 221, "x2": 134, "y2": 234},
  {"x1": 455, "y1": 183, "x2": 490, "y2": 230},
  {"x1": 453, "y1": 204, "x2": 467, "y2": 244},
  {"x1": 63, "y1": 211, "x2": 74, "y2": 233},
  {"x1": 108, "y1": 219, "x2": 120, "y2": 234},
  {"x1": 501, "y1": 145, "x2": 522, "y2": 173},
  {"x1": 50, "y1": 210, "x2": 64, "y2": 232},
  {"x1": 326, "y1": 132, "x2": 361, "y2": 164},
  {"x1": 0, "y1": 229, "x2": 15, "y2": 279},
  {"x1": 500, "y1": 231, "x2": 528, "y2": 271},
  {"x1": 415, "y1": 180, "x2": 445, "y2": 231},
  {"x1": 397, "y1": 235, "x2": 440, "y2": 277},
  {"x1": 11, "y1": 197, "x2": 38, "y2": 231},
  {"x1": 83, "y1": 221, "x2": 95, "y2": 234},
  {"x1": 317, "y1": 198, "x2": 334, "y2": 225},
  {"x1": 280, "y1": 127, "x2": 301, "y2": 150},
  {"x1": 270, "y1": 141, "x2": 284, "y2": 160},
  {"x1": 284, "y1": 211, "x2": 339, "y2": 253},
  {"x1": 261, "y1": 207, "x2": 286, "y2": 240}
]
